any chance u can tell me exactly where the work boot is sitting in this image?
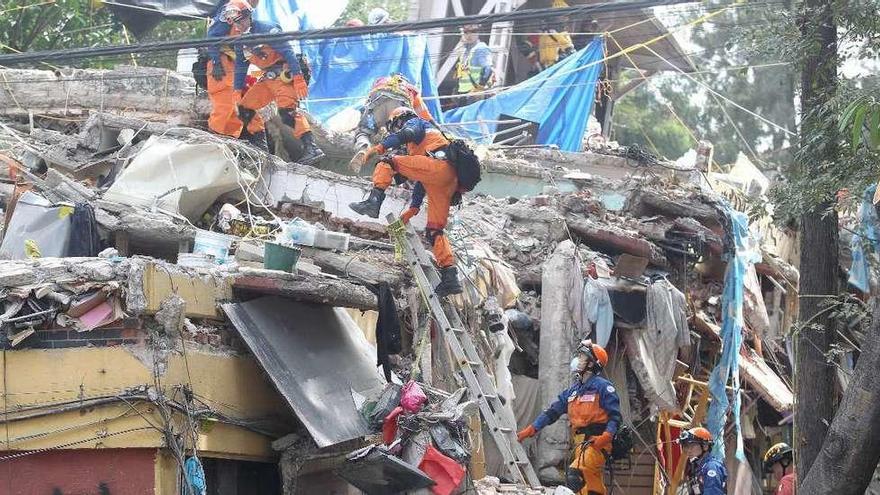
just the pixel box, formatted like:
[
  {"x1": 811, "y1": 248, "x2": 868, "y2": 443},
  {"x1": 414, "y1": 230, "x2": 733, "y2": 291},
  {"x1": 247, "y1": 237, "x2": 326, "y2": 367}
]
[
  {"x1": 298, "y1": 132, "x2": 325, "y2": 165},
  {"x1": 434, "y1": 266, "x2": 463, "y2": 297},
  {"x1": 349, "y1": 188, "x2": 385, "y2": 218},
  {"x1": 242, "y1": 130, "x2": 269, "y2": 153}
]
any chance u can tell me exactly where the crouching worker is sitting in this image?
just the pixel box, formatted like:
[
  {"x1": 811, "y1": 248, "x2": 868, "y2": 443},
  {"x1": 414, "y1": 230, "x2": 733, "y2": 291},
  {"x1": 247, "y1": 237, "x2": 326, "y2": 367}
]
[
  {"x1": 350, "y1": 74, "x2": 434, "y2": 171},
  {"x1": 680, "y1": 427, "x2": 727, "y2": 495},
  {"x1": 348, "y1": 107, "x2": 463, "y2": 297},
  {"x1": 208, "y1": 0, "x2": 324, "y2": 164},
  {"x1": 517, "y1": 340, "x2": 620, "y2": 495}
]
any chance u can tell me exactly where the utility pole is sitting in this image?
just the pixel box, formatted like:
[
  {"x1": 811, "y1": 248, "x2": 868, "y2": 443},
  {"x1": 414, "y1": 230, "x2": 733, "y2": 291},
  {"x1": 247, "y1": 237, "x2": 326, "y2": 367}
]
[{"x1": 794, "y1": 0, "x2": 838, "y2": 486}]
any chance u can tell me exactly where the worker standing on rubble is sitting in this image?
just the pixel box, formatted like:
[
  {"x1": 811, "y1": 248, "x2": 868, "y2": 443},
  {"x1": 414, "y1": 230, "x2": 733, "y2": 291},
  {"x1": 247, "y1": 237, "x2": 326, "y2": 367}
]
[
  {"x1": 537, "y1": 20, "x2": 575, "y2": 69},
  {"x1": 348, "y1": 107, "x2": 463, "y2": 297},
  {"x1": 207, "y1": 0, "x2": 325, "y2": 164},
  {"x1": 350, "y1": 74, "x2": 433, "y2": 171},
  {"x1": 517, "y1": 340, "x2": 620, "y2": 495},
  {"x1": 679, "y1": 427, "x2": 728, "y2": 495},
  {"x1": 763, "y1": 443, "x2": 795, "y2": 495},
  {"x1": 455, "y1": 25, "x2": 495, "y2": 103}
]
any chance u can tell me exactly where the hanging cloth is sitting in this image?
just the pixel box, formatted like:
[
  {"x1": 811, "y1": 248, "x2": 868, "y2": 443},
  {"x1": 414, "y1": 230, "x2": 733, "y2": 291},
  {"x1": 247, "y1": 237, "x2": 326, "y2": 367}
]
[{"x1": 370, "y1": 282, "x2": 402, "y2": 381}]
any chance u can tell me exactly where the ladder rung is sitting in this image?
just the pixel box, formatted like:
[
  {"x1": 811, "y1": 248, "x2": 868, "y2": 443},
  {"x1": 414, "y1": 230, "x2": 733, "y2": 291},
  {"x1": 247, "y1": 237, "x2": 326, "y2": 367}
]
[
  {"x1": 497, "y1": 427, "x2": 513, "y2": 433},
  {"x1": 483, "y1": 394, "x2": 497, "y2": 400},
  {"x1": 463, "y1": 360, "x2": 482, "y2": 366}
]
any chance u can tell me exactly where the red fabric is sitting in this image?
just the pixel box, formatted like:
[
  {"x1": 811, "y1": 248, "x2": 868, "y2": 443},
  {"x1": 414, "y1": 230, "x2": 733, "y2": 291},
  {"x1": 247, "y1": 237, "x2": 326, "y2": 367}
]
[
  {"x1": 382, "y1": 406, "x2": 404, "y2": 445},
  {"x1": 419, "y1": 445, "x2": 466, "y2": 495},
  {"x1": 776, "y1": 472, "x2": 796, "y2": 495}
]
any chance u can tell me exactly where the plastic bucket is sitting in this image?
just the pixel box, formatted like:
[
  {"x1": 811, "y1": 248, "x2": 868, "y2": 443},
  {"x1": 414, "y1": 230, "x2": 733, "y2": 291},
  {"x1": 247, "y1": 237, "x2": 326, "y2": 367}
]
[
  {"x1": 264, "y1": 242, "x2": 301, "y2": 272},
  {"x1": 193, "y1": 230, "x2": 233, "y2": 262}
]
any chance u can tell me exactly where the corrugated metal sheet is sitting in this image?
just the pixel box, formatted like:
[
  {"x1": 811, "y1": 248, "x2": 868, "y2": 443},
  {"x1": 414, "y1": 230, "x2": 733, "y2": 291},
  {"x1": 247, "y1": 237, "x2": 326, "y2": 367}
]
[{"x1": 222, "y1": 296, "x2": 382, "y2": 447}]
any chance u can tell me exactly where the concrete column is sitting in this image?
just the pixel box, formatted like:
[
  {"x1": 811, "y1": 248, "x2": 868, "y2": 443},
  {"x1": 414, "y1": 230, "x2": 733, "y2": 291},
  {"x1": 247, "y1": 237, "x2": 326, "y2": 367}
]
[{"x1": 536, "y1": 239, "x2": 580, "y2": 483}]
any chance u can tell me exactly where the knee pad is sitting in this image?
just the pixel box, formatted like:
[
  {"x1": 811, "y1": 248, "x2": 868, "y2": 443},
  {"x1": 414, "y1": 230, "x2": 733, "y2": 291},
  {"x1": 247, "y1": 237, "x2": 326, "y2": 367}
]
[
  {"x1": 566, "y1": 467, "x2": 585, "y2": 492},
  {"x1": 278, "y1": 108, "x2": 296, "y2": 128},
  {"x1": 425, "y1": 227, "x2": 444, "y2": 246}
]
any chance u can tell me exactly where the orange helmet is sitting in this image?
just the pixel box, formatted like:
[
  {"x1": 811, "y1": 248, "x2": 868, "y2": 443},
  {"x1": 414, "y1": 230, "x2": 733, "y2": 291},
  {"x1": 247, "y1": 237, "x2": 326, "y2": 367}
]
[
  {"x1": 576, "y1": 339, "x2": 608, "y2": 368},
  {"x1": 387, "y1": 106, "x2": 418, "y2": 132},
  {"x1": 679, "y1": 427, "x2": 713, "y2": 446}
]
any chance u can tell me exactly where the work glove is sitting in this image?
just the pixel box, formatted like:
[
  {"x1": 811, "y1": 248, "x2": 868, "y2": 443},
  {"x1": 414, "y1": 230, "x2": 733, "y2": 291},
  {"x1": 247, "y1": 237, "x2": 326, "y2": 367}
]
[
  {"x1": 291, "y1": 74, "x2": 309, "y2": 99},
  {"x1": 591, "y1": 431, "x2": 613, "y2": 450},
  {"x1": 517, "y1": 424, "x2": 537, "y2": 442},
  {"x1": 400, "y1": 207, "x2": 419, "y2": 224},
  {"x1": 211, "y1": 61, "x2": 226, "y2": 81}
]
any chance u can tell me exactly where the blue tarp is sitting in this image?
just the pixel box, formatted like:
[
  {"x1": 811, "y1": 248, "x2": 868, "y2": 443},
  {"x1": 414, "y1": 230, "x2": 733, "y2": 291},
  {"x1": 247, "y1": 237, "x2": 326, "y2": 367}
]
[
  {"x1": 707, "y1": 205, "x2": 760, "y2": 461},
  {"x1": 848, "y1": 185, "x2": 880, "y2": 292},
  {"x1": 442, "y1": 37, "x2": 604, "y2": 152},
  {"x1": 299, "y1": 33, "x2": 442, "y2": 124},
  {"x1": 253, "y1": 0, "x2": 348, "y2": 31}
]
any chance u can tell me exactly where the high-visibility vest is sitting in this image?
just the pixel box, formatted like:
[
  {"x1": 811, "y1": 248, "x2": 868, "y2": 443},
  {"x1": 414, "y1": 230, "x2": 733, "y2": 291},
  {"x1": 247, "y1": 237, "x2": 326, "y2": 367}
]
[{"x1": 456, "y1": 45, "x2": 487, "y2": 93}]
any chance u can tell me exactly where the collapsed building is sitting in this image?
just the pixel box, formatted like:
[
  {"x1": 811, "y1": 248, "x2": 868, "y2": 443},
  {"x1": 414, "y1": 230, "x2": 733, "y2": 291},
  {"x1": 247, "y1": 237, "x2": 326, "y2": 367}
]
[{"x1": 0, "y1": 66, "x2": 803, "y2": 495}]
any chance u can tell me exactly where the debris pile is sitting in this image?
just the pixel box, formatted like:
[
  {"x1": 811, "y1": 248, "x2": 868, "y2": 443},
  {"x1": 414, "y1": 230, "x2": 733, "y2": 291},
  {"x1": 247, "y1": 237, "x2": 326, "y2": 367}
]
[{"x1": 0, "y1": 100, "x2": 801, "y2": 494}]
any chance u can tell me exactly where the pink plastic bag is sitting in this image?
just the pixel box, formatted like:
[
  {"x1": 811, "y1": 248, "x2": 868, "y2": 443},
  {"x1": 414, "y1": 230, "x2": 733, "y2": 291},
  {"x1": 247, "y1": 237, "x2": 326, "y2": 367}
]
[{"x1": 400, "y1": 380, "x2": 428, "y2": 412}]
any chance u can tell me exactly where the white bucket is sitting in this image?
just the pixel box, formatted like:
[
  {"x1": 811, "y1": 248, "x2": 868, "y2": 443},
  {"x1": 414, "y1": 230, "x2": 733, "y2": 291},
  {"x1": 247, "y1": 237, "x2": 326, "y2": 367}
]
[
  {"x1": 177, "y1": 48, "x2": 199, "y2": 74},
  {"x1": 193, "y1": 230, "x2": 233, "y2": 263}
]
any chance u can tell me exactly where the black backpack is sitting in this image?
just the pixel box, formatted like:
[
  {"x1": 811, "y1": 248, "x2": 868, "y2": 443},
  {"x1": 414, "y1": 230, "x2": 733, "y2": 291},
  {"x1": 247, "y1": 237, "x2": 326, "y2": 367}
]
[
  {"x1": 446, "y1": 138, "x2": 482, "y2": 192},
  {"x1": 611, "y1": 425, "x2": 634, "y2": 461},
  {"x1": 192, "y1": 49, "x2": 210, "y2": 90}
]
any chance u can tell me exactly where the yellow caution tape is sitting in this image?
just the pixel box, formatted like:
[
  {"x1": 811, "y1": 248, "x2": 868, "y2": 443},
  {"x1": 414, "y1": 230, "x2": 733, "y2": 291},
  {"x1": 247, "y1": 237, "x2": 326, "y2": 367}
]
[
  {"x1": 24, "y1": 239, "x2": 41, "y2": 259},
  {"x1": 58, "y1": 205, "x2": 74, "y2": 219}
]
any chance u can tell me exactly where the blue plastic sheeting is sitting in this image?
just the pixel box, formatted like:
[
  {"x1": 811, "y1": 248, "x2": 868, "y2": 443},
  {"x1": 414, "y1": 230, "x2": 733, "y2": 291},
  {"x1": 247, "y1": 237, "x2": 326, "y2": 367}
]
[
  {"x1": 185, "y1": 457, "x2": 207, "y2": 495},
  {"x1": 848, "y1": 185, "x2": 880, "y2": 292},
  {"x1": 299, "y1": 33, "x2": 442, "y2": 124},
  {"x1": 706, "y1": 205, "x2": 760, "y2": 461},
  {"x1": 442, "y1": 37, "x2": 604, "y2": 152},
  {"x1": 253, "y1": 0, "x2": 348, "y2": 31}
]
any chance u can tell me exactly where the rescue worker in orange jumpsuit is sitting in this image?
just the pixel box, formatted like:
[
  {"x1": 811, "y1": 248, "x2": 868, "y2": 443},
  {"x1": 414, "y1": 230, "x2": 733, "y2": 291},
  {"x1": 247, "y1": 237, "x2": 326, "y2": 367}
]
[
  {"x1": 350, "y1": 73, "x2": 433, "y2": 171},
  {"x1": 763, "y1": 443, "x2": 795, "y2": 495},
  {"x1": 348, "y1": 107, "x2": 463, "y2": 297},
  {"x1": 517, "y1": 340, "x2": 620, "y2": 495},
  {"x1": 206, "y1": 0, "x2": 325, "y2": 164},
  {"x1": 680, "y1": 427, "x2": 727, "y2": 495}
]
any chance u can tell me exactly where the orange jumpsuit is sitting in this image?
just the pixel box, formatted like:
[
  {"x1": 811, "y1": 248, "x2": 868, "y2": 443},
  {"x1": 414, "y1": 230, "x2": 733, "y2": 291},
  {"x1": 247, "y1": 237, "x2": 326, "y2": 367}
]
[
  {"x1": 531, "y1": 375, "x2": 621, "y2": 494},
  {"x1": 373, "y1": 119, "x2": 457, "y2": 268},
  {"x1": 207, "y1": 19, "x2": 310, "y2": 138},
  {"x1": 206, "y1": 53, "x2": 265, "y2": 138}
]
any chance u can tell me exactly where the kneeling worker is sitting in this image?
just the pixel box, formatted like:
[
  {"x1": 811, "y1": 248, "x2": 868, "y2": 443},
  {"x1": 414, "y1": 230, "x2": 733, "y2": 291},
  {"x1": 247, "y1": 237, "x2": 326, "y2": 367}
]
[
  {"x1": 517, "y1": 340, "x2": 620, "y2": 495},
  {"x1": 348, "y1": 107, "x2": 463, "y2": 297},
  {"x1": 680, "y1": 427, "x2": 727, "y2": 494}
]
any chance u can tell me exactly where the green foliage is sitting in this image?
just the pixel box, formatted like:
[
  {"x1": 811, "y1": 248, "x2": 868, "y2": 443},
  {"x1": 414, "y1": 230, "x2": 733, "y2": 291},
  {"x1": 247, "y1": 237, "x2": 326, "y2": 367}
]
[
  {"x1": 338, "y1": 0, "x2": 409, "y2": 26},
  {"x1": 612, "y1": 77, "x2": 695, "y2": 161},
  {"x1": 611, "y1": 2, "x2": 800, "y2": 167},
  {"x1": 0, "y1": 0, "x2": 124, "y2": 53},
  {"x1": 840, "y1": 95, "x2": 880, "y2": 151}
]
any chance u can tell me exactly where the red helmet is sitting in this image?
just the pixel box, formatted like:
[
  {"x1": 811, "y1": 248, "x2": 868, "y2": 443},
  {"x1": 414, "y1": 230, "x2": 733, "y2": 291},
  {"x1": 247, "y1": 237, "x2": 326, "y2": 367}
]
[
  {"x1": 679, "y1": 427, "x2": 713, "y2": 446},
  {"x1": 345, "y1": 19, "x2": 365, "y2": 27}
]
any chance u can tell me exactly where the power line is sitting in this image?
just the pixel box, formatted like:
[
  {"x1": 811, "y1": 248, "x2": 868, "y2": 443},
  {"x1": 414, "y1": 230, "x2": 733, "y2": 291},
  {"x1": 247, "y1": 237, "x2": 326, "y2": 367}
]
[{"x1": 0, "y1": 0, "x2": 705, "y2": 66}]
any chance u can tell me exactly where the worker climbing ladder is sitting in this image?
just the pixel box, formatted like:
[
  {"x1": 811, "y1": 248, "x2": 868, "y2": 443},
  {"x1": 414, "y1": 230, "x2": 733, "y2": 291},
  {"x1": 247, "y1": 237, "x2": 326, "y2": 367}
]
[{"x1": 387, "y1": 214, "x2": 541, "y2": 488}]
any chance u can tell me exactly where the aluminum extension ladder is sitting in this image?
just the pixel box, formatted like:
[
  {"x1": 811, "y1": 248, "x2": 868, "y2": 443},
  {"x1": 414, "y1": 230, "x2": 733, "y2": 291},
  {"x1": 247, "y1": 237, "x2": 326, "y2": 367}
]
[{"x1": 387, "y1": 214, "x2": 541, "y2": 488}]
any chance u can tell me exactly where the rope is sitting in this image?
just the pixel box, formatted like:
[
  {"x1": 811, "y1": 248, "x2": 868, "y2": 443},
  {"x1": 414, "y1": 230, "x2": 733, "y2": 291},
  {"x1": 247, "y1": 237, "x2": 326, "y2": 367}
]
[
  {"x1": 0, "y1": 0, "x2": 742, "y2": 66},
  {"x1": 643, "y1": 45, "x2": 796, "y2": 136}
]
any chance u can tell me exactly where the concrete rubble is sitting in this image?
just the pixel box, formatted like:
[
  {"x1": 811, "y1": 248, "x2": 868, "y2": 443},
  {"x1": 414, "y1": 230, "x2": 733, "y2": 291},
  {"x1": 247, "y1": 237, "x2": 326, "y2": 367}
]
[{"x1": 0, "y1": 72, "x2": 803, "y2": 494}]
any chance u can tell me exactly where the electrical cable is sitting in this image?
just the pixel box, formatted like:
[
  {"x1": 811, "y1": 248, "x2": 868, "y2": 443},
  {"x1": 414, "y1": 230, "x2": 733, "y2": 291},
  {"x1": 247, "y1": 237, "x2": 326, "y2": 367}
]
[{"x1": 0, "y1": 0, "x2": 731, "y2": 65}]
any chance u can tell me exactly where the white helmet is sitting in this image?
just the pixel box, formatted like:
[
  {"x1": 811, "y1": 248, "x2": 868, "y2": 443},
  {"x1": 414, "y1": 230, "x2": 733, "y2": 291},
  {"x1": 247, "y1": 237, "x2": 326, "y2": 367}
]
[{"x1": 368, "y1": 8, "x2": 391, "y2": 25}]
